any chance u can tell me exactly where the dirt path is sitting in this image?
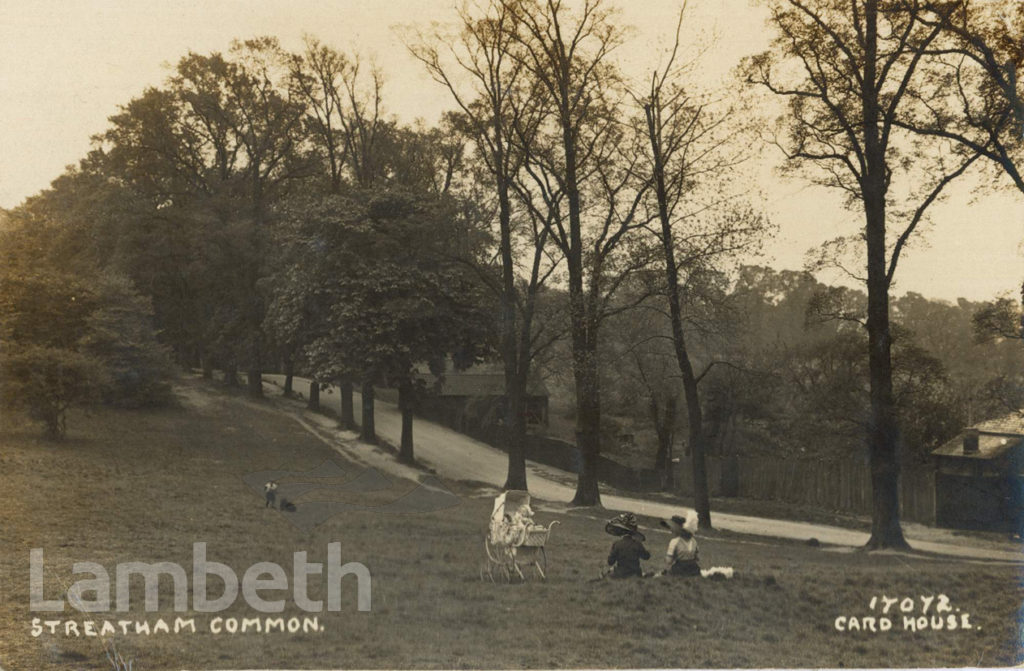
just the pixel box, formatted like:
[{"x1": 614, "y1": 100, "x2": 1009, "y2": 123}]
[{"x1": 264, "y1": 375, "x2": 1022, "y2": 563}]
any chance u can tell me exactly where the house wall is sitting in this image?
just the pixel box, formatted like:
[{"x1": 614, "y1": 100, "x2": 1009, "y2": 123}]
[{"x1": 934, "y1": 470, "x2": 1021, "y2": 531}]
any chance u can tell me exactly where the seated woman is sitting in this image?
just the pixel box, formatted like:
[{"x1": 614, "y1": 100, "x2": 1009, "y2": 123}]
[
  {"x1": 605, "y1": 513, "x2": 650, "y2": 578},
  {"x1": 660, "y1": 512, "x2": 700, "y2": 577}
]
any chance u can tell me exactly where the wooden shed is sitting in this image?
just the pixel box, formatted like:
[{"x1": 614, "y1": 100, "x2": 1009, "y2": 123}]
[{"x1": 931, "y1": 416, "x2": 1024, "y2": 532}]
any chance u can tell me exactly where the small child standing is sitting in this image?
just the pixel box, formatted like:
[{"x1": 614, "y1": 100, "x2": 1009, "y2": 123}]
[{"x1": 660, "y1": 512, "x2": 700, "y2": 577}]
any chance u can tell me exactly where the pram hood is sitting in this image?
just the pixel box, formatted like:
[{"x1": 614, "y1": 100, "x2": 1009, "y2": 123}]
[{"x1": 492, "y1": 490, "x2": 531, "y2": 522}]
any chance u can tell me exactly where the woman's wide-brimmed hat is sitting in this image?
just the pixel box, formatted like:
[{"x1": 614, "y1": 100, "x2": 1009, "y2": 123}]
[
  {"x1": 660, "y1": 511, "x2": 698, "y2": 535},
  {"x1": 605, "y1": 512, "x2": 645, "y2": 541}
]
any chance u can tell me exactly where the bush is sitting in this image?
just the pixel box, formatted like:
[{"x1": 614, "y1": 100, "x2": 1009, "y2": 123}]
[
  {"x1": 0, "y1": 270, "x2": 173, "y2": 438},
  {"x1": 0, "y1": 345, "x2": 107, "y2": 439}
]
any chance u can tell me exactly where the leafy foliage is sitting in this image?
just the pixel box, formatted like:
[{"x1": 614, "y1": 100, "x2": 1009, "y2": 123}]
[
  {"x1": 80, "y1": 275, "x2": 175, "y2": 407},
  {"x1": 0, "y1": 345, "x2": 107, "y2": 439},
  {"x1": 973, "y1": 295, "x2": 1024, "y2": 343},
  {"x1": 0, "y1": 268, "x2": 172, "y2": 438},
  {"x1": 685, "y1": 267, "x2": 1024, "y2": 463},
  {"x1": 275, "y1": 187, "x2": 491, "y2": 387}
]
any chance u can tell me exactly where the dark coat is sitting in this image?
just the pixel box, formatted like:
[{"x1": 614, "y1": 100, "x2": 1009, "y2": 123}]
[{"x1": 607, "y1": 534, "x2": 650, "y2": 578}]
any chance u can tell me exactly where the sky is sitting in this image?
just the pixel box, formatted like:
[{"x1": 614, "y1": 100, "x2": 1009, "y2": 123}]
[{"x1": 0, "y1": 0, "x2": 1021, "y2": 303}]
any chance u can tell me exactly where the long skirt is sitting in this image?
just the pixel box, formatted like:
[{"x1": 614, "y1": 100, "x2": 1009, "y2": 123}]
[{"x1": 668, "y1": 560, "x2": 700, "y2": 577}]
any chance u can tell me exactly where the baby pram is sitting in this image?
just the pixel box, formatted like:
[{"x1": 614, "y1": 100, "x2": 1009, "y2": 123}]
[{"x1": 482, "y1": 490, "x2": 559, "y2": 582}]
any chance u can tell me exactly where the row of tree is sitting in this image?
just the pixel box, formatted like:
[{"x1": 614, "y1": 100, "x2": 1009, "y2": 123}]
[
  {"x1": 0, "y1": 0, "x2": 1020, "y2": 550},
  {"x1": 411, "y1": 0, "x2": 1024, "y2": 546}
]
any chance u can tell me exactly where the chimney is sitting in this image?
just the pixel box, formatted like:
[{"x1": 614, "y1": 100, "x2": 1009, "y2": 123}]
[{"x1": 962, "y1": 428, "x2": 980, "y2": 455}]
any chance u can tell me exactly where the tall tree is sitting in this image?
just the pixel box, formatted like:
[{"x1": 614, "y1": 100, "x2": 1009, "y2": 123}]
[
  {"x1": 748, "y1": 0, "x2": 985, "y2": 548},
  {"x1": 281, "y1": 187, "x2": 490, "y2": 463},
  {"x1": 214, "y1": 38, "x2": 311, "y2": 396},
  {"x1": 0, "y1": 246, "x2": 171, "y2": 438},
  {"x1": 407, "y1": 0, "x2": 561, "y2": 490},
  {"x1": 502, "y1": 0, "x2": 652, "y2": 505},
  {"x1": 288, "y1": 41, "x2": 392, "y2": 433},
  {"x1": 99, "y1": 38, "x2": 310, "y2": 397},
  {"x1": 973, "y1": 295, "x2": 1024, "y2": 343},
  {"x1": 290, "y1": 39, "x2": 392, "y2": 191},
  {"x1": 637, "y1": 6, "x2": 769, "y2": 529}
]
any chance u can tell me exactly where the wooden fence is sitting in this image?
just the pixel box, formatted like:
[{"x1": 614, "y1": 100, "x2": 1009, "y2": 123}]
[{"x1": 671, "y1": 456, "x2": 935, "y2": 525}]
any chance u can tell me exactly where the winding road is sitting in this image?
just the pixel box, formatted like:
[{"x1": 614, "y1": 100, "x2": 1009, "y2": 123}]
[{"x1": 264, "y1": 375, "x2": 1022, "y2": 563}]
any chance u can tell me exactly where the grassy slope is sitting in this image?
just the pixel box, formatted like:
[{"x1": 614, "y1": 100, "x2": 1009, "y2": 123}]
[{"x1": 0, "y1": 377, "x2": 1020, "y2": 670}]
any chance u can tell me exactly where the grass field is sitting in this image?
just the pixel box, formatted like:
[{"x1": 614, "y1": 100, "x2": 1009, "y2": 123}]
[{"x1": 0, "y1": 376, "x2": 1021, "y2": 670}]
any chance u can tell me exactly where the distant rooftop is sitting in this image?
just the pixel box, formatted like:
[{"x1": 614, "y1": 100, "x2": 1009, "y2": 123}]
[
  {"x1": 933, "y1": 432, "x2": 1024, "y2": 459},
  {"x1": 932, "y1": 411, "x2": 1024, "y2": 460},
  {"x1": 975, "y1": 414, "x2": 1024, "y2": 435}
]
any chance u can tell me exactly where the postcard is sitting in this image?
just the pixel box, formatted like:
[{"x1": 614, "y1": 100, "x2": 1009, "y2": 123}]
[{"x1": 1, "y1": 1, "x2": 1021, "y2": 669}]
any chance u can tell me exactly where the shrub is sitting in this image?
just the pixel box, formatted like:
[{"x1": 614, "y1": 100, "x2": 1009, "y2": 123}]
[
  {"x1": 0, "y1": 270, "x2": 173, "y2": 438},
  {"x1": 0, "y1": 345, "x2": 107, "y2": 439}
]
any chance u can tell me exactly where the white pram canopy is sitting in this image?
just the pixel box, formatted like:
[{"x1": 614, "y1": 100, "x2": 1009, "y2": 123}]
[
  {"x1": 489, "y1": 490, "x2": 546, "y2": 547},
  {"x1": 491, "y1": 490, "x2": 531, "y2": 523}
]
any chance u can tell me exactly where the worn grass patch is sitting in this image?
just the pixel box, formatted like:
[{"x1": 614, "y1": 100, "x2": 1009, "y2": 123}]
[{"x1": 0, "y1": 377, "x2": 1020, "y2": 669}]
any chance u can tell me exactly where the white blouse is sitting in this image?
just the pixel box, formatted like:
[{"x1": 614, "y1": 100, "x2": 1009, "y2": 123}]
[{"x1": 667, "y1": 536, "x2": 698, "y2": 562}]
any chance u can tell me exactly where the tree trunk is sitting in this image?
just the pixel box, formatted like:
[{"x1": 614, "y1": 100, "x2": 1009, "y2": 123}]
[
  {"x1": 571, "y1": 316, "x2": 602, "y2": 506},
  {"x1": 490, "y1": 133, "x2": 532, "y2": 491},
  {"x1": 283, "y1": 357, "x2": 294, "y2": 396},
  {"x1": 548, "y1": 52, "x2": 602, "y2": 506},
  {"x1": 646, "y1": 100, "x2": 712, "y2": 529},
  {"x1": 340, "y1": 378, "x2": 356, "y2": 430},
  {"x1": 861, "y1": 1, "x2": 908, "y2": 550},
  {"x1": 307, "y1": 379, "x2": 320, "y2": 411},
  {"x1": 245, "y1": 300, "x2": 263, "y2": 398},
  {"x1": 224, "y1": 365, "x2": 239, "y2": 387},
  {"x1": 398, "y1": 378, "x2": 415, "y2": 464},
  {"x1": 360, "y1": 380, "x2": 376, "y2": 444},
  {"x1": 566, "y1": 236, "x2": 602, "y2": 504},
  {"x1": 863, "y1": 185, "x2": 909, "y2": 550},
  {"x1": 200, "y1": 347, "x2": 213, "y2": 380},
  {"x1": 651, "y1": 395, "x2": 676, "y2": 492},
  {"x1": 504, "y1": 371, "x2": 529, "y2": 490},
  {"x1": 247, "y1": 367, "x2": 263, "y2": 397},
  {"x1": 683, "y1": 379, "x2": 711, "y2": 529}
]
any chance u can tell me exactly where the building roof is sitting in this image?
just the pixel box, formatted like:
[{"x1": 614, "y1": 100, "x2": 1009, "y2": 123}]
[
  {"x1": 975, "y1": 414, "x2": 1024, "y2": 435},
  {"x1": 932, "y1": 429, "x2": 1024, "y2": 460}
]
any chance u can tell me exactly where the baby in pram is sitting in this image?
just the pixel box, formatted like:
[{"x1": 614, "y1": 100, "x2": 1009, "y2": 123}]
[{"x1": 497, "y1": 500, "x2": 546, "y2": 545}]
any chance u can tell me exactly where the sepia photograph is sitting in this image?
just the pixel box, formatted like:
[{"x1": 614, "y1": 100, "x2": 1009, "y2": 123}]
[{"x1": 0, "y1": 1, "x2": 1022, "y2": 669}]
